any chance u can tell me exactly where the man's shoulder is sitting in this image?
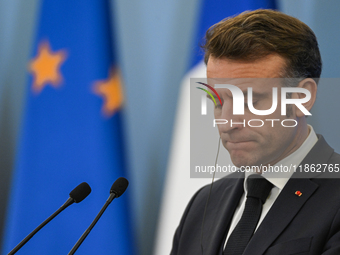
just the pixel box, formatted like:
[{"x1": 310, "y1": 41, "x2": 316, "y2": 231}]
[
  {"x1": 297, "y1": 134, "x2": 340, "y2": 178},
  {"x1": 328, "y1": 149, "x2": 340, "y2": 163},
  {"x1": 314, "y1": 134, "x2": 339, "y2": 158},
  {"x1": 298, "y1": 134, "x2": 339, "y2": 165}
]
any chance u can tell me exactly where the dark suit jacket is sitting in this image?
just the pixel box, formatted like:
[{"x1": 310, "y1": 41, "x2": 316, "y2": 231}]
[{"x1": 171, "y1": 135, "x2": 340, "y2": 255}]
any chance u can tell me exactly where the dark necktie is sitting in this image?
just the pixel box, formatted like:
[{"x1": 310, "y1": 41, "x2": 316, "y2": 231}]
[{"x1": 224, "y1": 175, "x2": 273, "y2": 255}]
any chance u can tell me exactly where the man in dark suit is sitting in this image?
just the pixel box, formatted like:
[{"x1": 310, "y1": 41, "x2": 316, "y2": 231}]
[{"x1": 171, "y1": 9, "x2": 340, "y2": 255}]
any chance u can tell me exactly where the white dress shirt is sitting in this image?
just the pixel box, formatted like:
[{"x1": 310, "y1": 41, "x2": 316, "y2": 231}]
[{"x1": 224, "y1": 125, "x2": 318, "y2": 248}]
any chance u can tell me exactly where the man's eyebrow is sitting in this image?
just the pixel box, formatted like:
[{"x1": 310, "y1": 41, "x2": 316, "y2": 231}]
[
  {"x1": 242, "y1": 89, "x2": 268, "y2": 98},
  {"x1": 206, "y1": 89, "x2": 268, "y2": 99}
]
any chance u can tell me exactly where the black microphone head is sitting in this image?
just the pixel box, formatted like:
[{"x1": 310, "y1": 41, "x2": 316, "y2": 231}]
[
  {"x1": 69, "y1": 182, "x2": 91, "y2": 203},
  {"x1": 110, "y1": 177, "x2": 129, "y2": 197}
]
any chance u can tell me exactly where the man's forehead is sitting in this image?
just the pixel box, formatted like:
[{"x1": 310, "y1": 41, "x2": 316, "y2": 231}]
[
  {"x1": 206, "y1": 78, "x2": 282, "y2": 90},
  {"x1": 206, "y1": 55, "x2": 287, "y2": 79}
]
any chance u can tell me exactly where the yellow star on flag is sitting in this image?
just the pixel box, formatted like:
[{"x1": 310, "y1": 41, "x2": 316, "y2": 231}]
[
  {"x1": 29, "y1": 41, "x2": 67, "y2": 93},
  {"x1": 93, "y1": 68, "x2": 124, "y2": 117}
]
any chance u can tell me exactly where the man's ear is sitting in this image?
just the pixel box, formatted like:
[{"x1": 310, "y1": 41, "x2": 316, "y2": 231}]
[{"x1": 294, "y1": 78, "x2": 317, "y2": 117}]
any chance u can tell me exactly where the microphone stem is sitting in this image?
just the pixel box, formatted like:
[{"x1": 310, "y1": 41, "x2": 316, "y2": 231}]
[
  {"x1": 8, "y1": 197, "x2": 74, "y2": 255},
  {"x1": 68, "y1": 192, "x2": 116, "y2": 255}
]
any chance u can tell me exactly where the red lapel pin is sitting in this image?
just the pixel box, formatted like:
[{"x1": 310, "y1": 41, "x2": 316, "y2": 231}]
[{"x1": 295, "y1": 191, "x2": 302, "y2": 197}]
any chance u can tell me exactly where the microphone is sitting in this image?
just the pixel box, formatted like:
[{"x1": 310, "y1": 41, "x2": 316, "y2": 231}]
[
  {"x1": 8, "y1": 182, "x2": 91, "y2": 255},
  {"x1": 68, "y1": 177, "x2": 129, "y2": 255}
]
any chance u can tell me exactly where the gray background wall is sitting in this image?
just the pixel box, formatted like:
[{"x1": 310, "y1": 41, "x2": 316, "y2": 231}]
[{"x1": 0, "y1": 0, "x2": 339, "y2": 254}]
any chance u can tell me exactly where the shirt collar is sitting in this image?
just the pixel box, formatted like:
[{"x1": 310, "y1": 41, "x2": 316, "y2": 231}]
[{"x1": 245, "y1": 125, "x2": 318, "y2": 192}]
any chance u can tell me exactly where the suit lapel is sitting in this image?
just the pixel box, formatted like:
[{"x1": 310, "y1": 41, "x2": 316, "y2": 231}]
[
  {"x1": 243, "y1": 178, "x2": 318, "y2": 255},
  {"x1": 204, "y1": 175, "x2": 244, "y2": 255},
  {"x1": 243, "y1": 135, "x2": 333, "y2": 255}
]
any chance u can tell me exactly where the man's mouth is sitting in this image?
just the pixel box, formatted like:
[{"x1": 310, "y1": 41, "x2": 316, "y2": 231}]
[{"x1": 226, "y1": 140, "x2": 254, "y2": 149}]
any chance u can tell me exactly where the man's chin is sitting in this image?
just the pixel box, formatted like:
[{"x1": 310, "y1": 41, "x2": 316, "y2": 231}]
[{"x1": 230, "y1": 153, "x2": 258, "y2": 168}]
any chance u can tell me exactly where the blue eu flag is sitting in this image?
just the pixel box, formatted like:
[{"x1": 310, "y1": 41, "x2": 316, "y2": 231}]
[{"x1": 2, "y1": 0, "x2": 136, "y2": 254}]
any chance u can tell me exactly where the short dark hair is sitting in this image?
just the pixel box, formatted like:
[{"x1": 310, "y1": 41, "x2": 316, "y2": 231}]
[{"x1": 203, "y1": 9, "x2": 322, "y2": 81}]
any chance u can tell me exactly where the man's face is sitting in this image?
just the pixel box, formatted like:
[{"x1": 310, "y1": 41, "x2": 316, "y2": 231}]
[{"x1": 206, "y1": 55, "x2": 306, "y2": 167}]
